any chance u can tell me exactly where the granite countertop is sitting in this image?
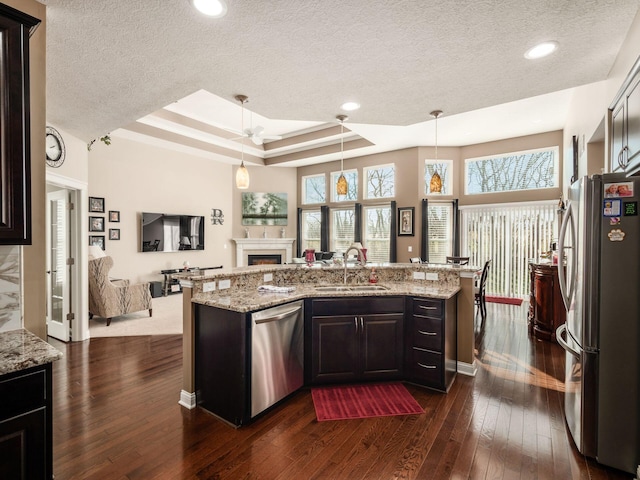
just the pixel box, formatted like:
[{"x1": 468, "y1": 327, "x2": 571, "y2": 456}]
[
  {"x1": 192, "y1": 281, "x2": 460, "y2": 313},
  {"x1": 0, "y1": 329, "x2": 63, "y2": 376}
]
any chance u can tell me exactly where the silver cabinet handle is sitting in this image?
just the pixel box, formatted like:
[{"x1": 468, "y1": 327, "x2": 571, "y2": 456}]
[
  {"x1": 354, "y1": 317, "x2": 358, "y2": 332},
  {"x1": 418, "y1": 330, "x2": 437, "y2": 336},
  {"x1": 418, "y1": 305, "x2": 437, "y2": 310},
  {"x1": 417, "y1": 363, "x2": 436, "y2": 369},
  {"x1": 618, "y1": 146, "x2": 629, "y2": 170},
  {"x1": 360, "y1": 317, "x2": 364, "y2": 331}
]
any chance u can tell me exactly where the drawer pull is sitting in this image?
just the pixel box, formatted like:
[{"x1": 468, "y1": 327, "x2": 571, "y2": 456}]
[
  {"x1": 417, "y1": 362, "x2": 437, "y2": 369},
  {"x1": 418, "y1": 330, "x2": 437, "y2": 336},
  {"x1": 418, "y1": 305, "x2": 437, "y2": 310}
]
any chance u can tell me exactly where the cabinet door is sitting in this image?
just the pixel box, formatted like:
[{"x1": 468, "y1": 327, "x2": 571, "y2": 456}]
[
  {"x1": 533, "y1": 270, "x2": 555, "y2": 333},
  {"x1": 625, "y1": 76, "x2": 640, "y2": 170},
  {"x1": 611, "y1": 101, "x2": 626, "y2": 172},
  {"x1": 311, "y1": 315, "x2": 359, "y2": 384},
  {"x1": 0, "y1": 408, "x2": 47, "y2": 480},
  {"x1": 361, "y1": 314, "x2": 403, "y2": 379}
]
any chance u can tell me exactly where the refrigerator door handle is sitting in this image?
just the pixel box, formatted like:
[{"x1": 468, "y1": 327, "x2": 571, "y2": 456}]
[
  {"x1": 557, "y1": 201, "x2": 576, "y2": 312},
  {"x1": 556, "y1": 324, "x2": 580, "y2": 358}
]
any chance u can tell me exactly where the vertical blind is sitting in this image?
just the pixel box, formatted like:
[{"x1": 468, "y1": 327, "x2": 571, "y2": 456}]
[{"x1": 460, "y1": 201, "x2": 557, "y2": 298}]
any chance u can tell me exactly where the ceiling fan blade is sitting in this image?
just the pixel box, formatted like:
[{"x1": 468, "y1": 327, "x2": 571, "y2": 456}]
[
  {"x1": 252, "y1": 125, "x2": 265, "y2": 137},
  {"x1": 251, "y1": 136, "x2": 264, "y2": 145},
  {"x1": 243, "y1": 127, "x2": 253, "y2": 137}
]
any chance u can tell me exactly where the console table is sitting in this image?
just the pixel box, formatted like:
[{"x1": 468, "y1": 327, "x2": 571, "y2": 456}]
[{"x1": 161, "y1": 266, "x2": 222, "y2": 296}]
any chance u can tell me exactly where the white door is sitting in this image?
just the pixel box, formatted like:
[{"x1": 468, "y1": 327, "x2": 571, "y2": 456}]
[{"x1": 46, "y1": 189, "x2": 71, "y2": 341}]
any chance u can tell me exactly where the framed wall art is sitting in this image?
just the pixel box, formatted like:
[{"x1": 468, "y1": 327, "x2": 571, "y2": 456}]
[
  {"x1": 89, "y1": 216, "x2": 105, "y2": 232},
  {"x1": 89, "y1": 196, "x2": 105, "y2": 213},
  {"x1": 398, "y1": 206, "x2": 414, "y2": 236},
  {"x1": 241, "y1": 192, "x2": 288, "y2": 226},
  {"x1": 89, "y1": 235, "x2": 105, "y2": 250},
  {"x1": 109, "y1": 210, "x2": 120, "y2": 222},
  {"x1": 109, "y1": 228, "x2": 120, "y2": 240}
]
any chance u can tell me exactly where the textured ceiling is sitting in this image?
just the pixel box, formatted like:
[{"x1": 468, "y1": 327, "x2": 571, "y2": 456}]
[{"x1": 41, "y1": 0, "x2": 640, "y2": 165}]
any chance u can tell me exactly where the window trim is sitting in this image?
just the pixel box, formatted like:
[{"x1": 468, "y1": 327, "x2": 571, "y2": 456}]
[{"x1": 464, "y1": 146, "x2": 559, "y2": 195}]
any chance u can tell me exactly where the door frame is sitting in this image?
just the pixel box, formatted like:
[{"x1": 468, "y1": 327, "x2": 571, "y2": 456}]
[{"x1": 46, "y1": 172, "x2": 89, "y2": 341}]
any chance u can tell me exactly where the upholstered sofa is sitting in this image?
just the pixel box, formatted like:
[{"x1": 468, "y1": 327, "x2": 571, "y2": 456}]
[{"x1": 88, "y1": 256, "x2": 152, "y2": 326}]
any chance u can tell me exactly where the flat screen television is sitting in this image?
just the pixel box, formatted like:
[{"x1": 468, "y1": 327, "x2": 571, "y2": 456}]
[{"x1": 140, "y1": 212, "x2": 205, "y2": 252}]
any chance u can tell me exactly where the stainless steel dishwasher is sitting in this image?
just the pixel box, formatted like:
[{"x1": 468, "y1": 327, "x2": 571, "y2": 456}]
[{"x1": 251, "y1": 300, "x2": 304, "y2": 418}]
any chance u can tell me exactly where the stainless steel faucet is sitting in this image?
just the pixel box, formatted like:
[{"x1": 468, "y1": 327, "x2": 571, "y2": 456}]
[{"x1": 343, "y1": 245, "x2": 364, "y2": 284}]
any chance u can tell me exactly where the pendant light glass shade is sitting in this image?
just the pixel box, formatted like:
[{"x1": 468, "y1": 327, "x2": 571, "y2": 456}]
[
  {"x1": 336, "y1": 114, "x2": 349, "y2": 195},
  {"x1": 429, "y1": 110, "x2": 443, "y2": 194},
  {"x1": 235, "y1": 95, "x2": 250, "y2": 189},
  {"x1": 236, "y1": 161, "x2": 250, "y2": 189}
]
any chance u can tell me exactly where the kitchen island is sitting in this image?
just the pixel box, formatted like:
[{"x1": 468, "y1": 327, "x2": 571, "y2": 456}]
[{"x1": 176, "y1": 262, "x2": 478, "y2": 420}]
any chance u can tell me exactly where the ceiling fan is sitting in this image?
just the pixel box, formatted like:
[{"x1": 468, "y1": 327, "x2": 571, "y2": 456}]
[{"x1": 233, "y1": 95, "x2": 283, "y2": 145}]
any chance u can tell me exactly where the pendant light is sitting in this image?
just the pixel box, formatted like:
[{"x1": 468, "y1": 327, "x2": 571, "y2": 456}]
[
  {"x1": 429, "y1": 110, "x2": 443, "y2": 194},
  {"x1": 235, "y1": 95, "x2": 250, "y2": 189},
  {"x1": 336, "y1": 114, "x2": 348, "y2": 196}
]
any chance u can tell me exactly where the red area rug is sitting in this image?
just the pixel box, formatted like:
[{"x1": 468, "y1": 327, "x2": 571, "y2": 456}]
[
  {"x1": 311, "y1": 382, "x2": 424, "y2": 421},
  {"x1": 486, "y1": 296, "x2": 523, "y2": 306}
]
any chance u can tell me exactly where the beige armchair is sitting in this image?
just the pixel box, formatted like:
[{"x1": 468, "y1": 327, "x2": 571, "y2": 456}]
[{"x1": 89, "y1": 256, "x2": 152, "y2": 326}]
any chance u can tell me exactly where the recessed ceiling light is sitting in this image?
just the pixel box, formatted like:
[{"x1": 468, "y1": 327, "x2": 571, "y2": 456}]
[
  {"x1": 191, "y1": 0, "x2": 227, "y2": 18},
  {"x1": 524, "y1": 41, "x2": 558, "y2": 60},
  {"x1": 341, "y1": 102, "x2": 360, "y2": 111}
]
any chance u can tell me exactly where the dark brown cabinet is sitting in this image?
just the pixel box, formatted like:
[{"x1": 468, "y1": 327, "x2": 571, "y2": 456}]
[
  {"x1": 610, "y1": 55, "x2": 640, "y2": 176},
  {"x1": 307, "y1": 297, "x2": 404, "y2": 385},
  {"x1": 0, "y1": 5, "x2": 39, "y2": 245},
  {"x1": 404, "y1": 297, "x2": 457, "y2": 392},
  {"x1": 528, "y1": 262, "x2": 566, "y2": 342},
  {"x1": 0, "y1": 364, "x2": 52, "y2": 480}
]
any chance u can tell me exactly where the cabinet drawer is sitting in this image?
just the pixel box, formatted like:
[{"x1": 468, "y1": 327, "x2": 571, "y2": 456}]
[
  {"x1": 407, "y1": 348, "x2": 442, "y2": 385},
  {"x1": 411, "y1": 316, "x2": 442, "y2": 351},
  {"x1": 312, "y1": 296, "x2": 404, "y2": 316},
  {"x1": 0, "y1": 368, "x2": 47, "y2": 420},
  {"x1": 412, "y1": 298, "x2": 443, "y2": 317}
]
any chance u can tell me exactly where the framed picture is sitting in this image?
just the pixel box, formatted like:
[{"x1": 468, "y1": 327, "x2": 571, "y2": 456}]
[
  {"x1": 89, "y1": 216, "x2": 105, "y2": 232},
  {"x1": 109, "y1": 228, "x2": 120, "y2": 240},
  {"x1": 109, "y1": 210, "x2": 120, "y2": 222},
  {"x1": 398, "y1": 207, "x2": 414, "y2": 236},
  {"x1": 89, "y1": 235, "x2": 105, "y2": 250},
  {"x1": 89, "y1": 196, "x2": 105, "y2": 213},
  {"x1": 241, "y1": 192, "x2": 288, "y2": 226}
]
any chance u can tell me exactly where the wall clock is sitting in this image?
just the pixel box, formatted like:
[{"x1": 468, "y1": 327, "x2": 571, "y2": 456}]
[{"x1": 45, "y1": 126, "x2": 66, "y2": 167}]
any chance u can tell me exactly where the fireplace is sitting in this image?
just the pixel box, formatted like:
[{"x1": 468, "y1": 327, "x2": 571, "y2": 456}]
[
  {"x1": 232, "y1": 238, "x2": 295, "y2": 267},
  {"x1": 248, "y1": 254, "x2": 282, "y2": 266}
]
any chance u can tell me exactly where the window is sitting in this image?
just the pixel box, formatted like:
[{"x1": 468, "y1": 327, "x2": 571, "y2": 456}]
[
  {"x1": 331, "y1": 170, "x2": 358, "y2": 202},
  {"x1": 427, "y1": 203, "x2": 453, "y2": 263},
  {"x1": 465, "y1": 147, "x2": 559, "y2": 194},
  {"x1": 330, "y1": 208, "x2": 355, "y2": 254},
  {"x1": 302, "y1": 174, "x2": 326, "y2": 204},
  {"x1": 425, "y1": 160, "x2": 453, "y2": 195},
  {"x1": 460, "y1": 201, "x2": 557, "y2": 297},
  {"x1": 364, "y1": 164, "x2": 395, "y2": 199},
  {"x1": 301, "y1": 210, "x2": 321, "y2": 251},
  {"x1": 363, "y1": 205, "x2": 391, "y2": 262}
]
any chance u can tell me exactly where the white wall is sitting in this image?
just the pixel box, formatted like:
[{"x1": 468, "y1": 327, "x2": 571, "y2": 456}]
[{"x1": 89, "y1": 136, "x2": 237, "y2": 283}]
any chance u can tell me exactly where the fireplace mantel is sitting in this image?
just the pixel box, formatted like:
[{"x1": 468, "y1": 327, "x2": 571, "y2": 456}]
[{"x1": 232, "y1": 238, "x2": 296, "y2": 267}]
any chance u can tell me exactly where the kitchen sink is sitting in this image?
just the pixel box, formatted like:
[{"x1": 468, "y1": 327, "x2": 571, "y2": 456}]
[{"x1": 315, "y1": 284, "x2": 389, "y2": 292}]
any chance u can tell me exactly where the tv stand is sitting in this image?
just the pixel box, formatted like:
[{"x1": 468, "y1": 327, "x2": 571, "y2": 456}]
[{"x1": 160, "y1": 266, "x2": 223, "y2": 296}]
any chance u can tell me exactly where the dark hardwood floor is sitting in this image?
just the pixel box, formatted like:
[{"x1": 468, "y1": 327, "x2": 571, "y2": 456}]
[{"x1": 49, "y1": 303, "x2": 634, "y2": 479}]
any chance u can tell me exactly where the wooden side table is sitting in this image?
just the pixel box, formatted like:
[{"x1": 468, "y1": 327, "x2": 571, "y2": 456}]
[{"x1": 528, "y1": 262, "x2": 566, "y2": 342}]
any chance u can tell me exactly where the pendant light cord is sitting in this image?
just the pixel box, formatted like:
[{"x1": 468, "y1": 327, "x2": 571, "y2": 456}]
[{"x1": 340, "y1": 120, "x2": 344, "y2": 172}]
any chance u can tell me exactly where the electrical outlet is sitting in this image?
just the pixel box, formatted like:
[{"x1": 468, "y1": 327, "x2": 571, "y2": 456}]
[
  {"x1": 202, "y1": 281, "x2": 216, "y2": 292},
  {"x1": 264, "y1": 273, "x2": 273, "y2": 282},
  {"x1": 408, "y1": 246, "x2": 413, "y2": 252},
  {"x1": 218, "y1": 279, "x2": 231, "y2": 290},
  {"x1": 413, "y1": 271, "x2": 426, "y2": 280},
  {"x1": 426, "y1": 272, "x2": 439, "y2": 281}
]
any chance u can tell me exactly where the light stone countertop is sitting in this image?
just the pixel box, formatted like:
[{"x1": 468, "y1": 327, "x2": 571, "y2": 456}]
[
  {"x1": 191, "y1": 280, "x2": 460, "y2": 313},
  {"x1": 0, "y1": 329, "x2": 63, "y2": 376}
]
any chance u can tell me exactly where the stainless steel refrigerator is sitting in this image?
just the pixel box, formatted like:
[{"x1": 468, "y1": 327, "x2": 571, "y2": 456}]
[{"x1": 556, "y1": 173, "x2": 640, "y2": 475}]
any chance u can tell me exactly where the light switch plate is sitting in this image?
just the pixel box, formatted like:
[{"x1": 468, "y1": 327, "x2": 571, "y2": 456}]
[
  {"x1": 264, "y1": 273, "x2": 273, "y2": 282},
  {"x1": 218, "y1": 279, "x2": 231, "y2": 290},
  {"x1": 408, "y1": 246, "x2": 413, "y2": 252},
  {"x1": 202, "y1": 281, "x2": 216, "y2": 292},
  {"x1": 413, "y1": 271, "x2": 426, "y2": 280},
  {"x1": 426, "y1": 272, "x2": 439, "y2": 281}
]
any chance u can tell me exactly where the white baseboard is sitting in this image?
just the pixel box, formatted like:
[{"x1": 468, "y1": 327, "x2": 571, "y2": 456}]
[
  {"x1": 179, "y1": 390, "x2": 197, "y2": 409},
  {"x1": 457, "y1": 360, "x2": 477, "y2": 377}
]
